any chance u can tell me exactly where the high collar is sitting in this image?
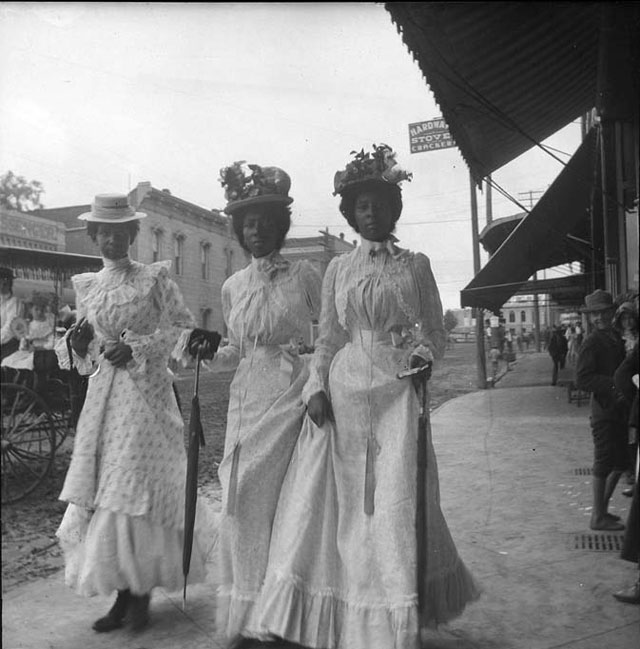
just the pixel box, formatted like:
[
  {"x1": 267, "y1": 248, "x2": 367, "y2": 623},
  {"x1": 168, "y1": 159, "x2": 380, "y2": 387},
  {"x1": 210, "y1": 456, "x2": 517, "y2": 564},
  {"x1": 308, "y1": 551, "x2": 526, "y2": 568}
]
[
  {"x1": 360, "y1": 234, "x2": 400, "y2": 258},
  {"x1": 251, "y1": 250, "x2": 290, "y2": 278},
  {"x1": 102, "y1": 256, "x2": 133, "y2": 272}
]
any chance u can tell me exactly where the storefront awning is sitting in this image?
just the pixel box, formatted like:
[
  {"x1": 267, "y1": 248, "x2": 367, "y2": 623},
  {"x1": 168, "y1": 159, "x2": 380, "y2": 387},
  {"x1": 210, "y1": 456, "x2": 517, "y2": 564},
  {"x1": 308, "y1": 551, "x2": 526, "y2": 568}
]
[
  {"x1": 460, "y1": 128, "x2": 598, "y2": 313},
  {"x1": 385, "y1": 3, "x2": 600, "y2": 182}
]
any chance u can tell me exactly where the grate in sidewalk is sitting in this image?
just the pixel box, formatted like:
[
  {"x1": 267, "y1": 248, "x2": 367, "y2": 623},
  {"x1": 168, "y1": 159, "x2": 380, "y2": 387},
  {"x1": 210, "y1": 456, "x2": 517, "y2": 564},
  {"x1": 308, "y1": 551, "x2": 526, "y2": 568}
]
[
  {"x1": 573, "y1": 467, "x2": 592, "y2": 475},
  {"x1": 571, "y1": 533, "x2": 624, "y2": 552}
]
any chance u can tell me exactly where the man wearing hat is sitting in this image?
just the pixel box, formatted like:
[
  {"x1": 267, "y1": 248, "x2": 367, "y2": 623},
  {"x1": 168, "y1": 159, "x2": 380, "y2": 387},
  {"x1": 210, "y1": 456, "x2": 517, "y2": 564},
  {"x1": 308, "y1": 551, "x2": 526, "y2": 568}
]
[
  {"x1": 576, "y1": 289, "x2": 628, "y2": 531},
  {"x1": 0, "y1": 267, "x2": 24, "y2": 360}
]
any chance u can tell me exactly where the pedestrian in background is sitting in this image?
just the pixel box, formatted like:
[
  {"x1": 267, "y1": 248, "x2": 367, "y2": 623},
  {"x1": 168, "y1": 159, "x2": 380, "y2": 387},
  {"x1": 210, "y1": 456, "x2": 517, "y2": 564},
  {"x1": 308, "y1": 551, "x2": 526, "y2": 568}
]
[
  {"x1": 613, "y1": 299, "x2": 639, "y2": 494},
  {"x1": 0, "y1": 267, "x2": 24, "y2": 360},
  {"x1": 612, "y1": 339, "x2": 639, "y2": 604},
  {"x1": 548, "y1": 325, "x2": 568, "y2": 386},
  {"x1": 575, "y1": 289, "x2": 628, "y2": 532}
]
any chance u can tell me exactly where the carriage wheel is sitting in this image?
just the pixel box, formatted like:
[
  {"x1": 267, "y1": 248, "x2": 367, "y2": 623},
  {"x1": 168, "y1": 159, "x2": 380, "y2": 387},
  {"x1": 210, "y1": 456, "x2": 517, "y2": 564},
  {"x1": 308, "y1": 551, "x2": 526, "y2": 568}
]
[{"x1": 1, "y1": 383, "x2": 56, "y2": 505}]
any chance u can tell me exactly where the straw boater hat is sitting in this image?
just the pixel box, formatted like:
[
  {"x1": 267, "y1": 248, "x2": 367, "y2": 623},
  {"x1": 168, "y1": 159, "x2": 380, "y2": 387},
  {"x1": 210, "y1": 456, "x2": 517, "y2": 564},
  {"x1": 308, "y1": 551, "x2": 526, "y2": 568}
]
[
  {"x1": 333, "y1": 143, "x2": 412, "y2": 196},
  {"x1": 219, "y1": 162, "x2": 293, "y2": 215},
  {"x1": 581, "y1": 289, "x2": 616, "y2": 313},
  {"x1": 78, "y1": 193, "x2": 147, "y2": 223}
]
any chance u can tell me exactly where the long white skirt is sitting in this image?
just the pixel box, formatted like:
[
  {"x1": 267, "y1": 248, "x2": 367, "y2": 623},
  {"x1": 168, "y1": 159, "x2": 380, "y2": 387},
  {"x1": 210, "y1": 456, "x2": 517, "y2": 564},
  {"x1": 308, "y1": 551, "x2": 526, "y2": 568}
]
[
  {"x1": 258, "y1": 339, "x2": 480, "y2": 649},
  {"x1": 216, "y1": 347, "x2": 309, "y2": 639},
  {"x1": 57, "y1": 503, "x2": 215, "y2": 597}
]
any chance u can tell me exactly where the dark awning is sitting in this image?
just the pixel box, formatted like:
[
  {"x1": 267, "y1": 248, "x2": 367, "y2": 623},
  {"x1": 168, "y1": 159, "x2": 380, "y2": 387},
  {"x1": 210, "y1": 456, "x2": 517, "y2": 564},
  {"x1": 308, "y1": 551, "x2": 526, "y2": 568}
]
[
  {"x1": 515, "y1": 274, "x2": 589, "y2": 308},
  {"x1": 460, "y1": 128, "x2": 598, "y2": 313},
  {"x1": 385, "y1": 3, "x2": 601, "y2": 182},
  {"x1": 0, "y1": 245, "x2": 103, "y2": 281}
]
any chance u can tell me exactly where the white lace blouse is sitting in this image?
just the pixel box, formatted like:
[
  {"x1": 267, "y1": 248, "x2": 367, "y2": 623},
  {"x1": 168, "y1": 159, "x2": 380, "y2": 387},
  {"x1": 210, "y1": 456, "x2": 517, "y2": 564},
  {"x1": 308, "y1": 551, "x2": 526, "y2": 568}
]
[
  {"x1": 303, "y1": 237, "x2": 445, "y2": 401},
  {"x1": 205, "y1": 252, "x2": 322, "y2": 372}
]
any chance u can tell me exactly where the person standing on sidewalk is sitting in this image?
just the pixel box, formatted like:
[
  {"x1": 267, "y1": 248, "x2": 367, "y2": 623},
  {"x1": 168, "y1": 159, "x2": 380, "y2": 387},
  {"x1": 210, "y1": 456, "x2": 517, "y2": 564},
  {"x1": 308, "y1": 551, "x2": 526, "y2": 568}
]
[
  {"x1": 575, "y1": 289, "x2": 628, "y2": 532},
  {"x1": 187, "y1": 162, "x2": 322, "y2": 649},
  {"x1": 257, "y1": 144, "x2": 479, "y2": 649},
  {"x1": 54, "y1": 194, "x2": 219, "y2": 633},
  {"x1": 548, "y1": 325, "x2": 568, "y2": 386},
  {"x1": 612, "y1": 339, "x2": 639, "y2": 604}
]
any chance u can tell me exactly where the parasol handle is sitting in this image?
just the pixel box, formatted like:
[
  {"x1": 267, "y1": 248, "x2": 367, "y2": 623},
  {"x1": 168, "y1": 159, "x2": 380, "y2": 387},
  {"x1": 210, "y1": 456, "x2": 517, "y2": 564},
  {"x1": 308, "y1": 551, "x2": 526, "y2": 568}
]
[
  {"x1": 193, "y1": 346, "x2": 202, "y2": 398},
  {"x1": 396, "y1": 361, "x2": 433, "y2": 381}
]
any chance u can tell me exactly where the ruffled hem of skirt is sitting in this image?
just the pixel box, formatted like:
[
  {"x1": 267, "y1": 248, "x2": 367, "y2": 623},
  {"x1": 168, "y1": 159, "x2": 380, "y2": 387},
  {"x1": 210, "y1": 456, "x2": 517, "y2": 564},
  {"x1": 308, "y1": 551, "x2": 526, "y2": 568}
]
[
  {"x1": 216, "y1": 586, "x2": 273, "y2": 641},
  {"x1": 56, "y1": 504, "x2": 216, "y2": 597},
  {"x1": 257, "y1": 558, "x2": 481, "y2": 649}
]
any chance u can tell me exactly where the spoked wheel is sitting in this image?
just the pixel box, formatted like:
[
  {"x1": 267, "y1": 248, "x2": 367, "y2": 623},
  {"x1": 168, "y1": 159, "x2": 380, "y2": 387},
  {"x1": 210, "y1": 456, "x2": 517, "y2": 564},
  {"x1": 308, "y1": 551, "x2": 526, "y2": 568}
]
[{"x1": 1, "y1": 383, "x2": 56, "y2": 505}]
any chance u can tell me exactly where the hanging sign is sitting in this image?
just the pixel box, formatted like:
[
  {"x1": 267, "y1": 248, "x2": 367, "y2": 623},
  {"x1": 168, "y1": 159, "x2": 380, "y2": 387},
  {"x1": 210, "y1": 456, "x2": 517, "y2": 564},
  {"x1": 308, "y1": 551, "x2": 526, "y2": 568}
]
[{"x1": 408, "y1": 118, "x2": 455, "y2": 154}]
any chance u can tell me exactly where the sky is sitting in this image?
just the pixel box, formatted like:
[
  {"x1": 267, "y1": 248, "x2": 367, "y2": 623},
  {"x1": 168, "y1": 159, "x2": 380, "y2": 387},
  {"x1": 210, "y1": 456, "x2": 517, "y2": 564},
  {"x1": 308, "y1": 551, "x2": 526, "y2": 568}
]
[{"x1": 0, "y1": 2, "x2": 583, "y2": 310}]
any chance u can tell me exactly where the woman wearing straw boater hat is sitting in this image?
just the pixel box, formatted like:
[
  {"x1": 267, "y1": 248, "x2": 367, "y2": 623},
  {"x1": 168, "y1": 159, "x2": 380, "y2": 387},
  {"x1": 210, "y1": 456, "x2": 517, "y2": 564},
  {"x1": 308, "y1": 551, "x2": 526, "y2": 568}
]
[
  {"x1": 256, "y1": 144, "x2": 479, "y2": 649},
  {"x1": 576, "y1": 289, "x2": 629, "y2": 531},
  {"x1": 54, "y1": 193, "x2": 220, "y2": 633},
  {"x1": 187, "y1": 162, "x2": 322, "y2": 648}
]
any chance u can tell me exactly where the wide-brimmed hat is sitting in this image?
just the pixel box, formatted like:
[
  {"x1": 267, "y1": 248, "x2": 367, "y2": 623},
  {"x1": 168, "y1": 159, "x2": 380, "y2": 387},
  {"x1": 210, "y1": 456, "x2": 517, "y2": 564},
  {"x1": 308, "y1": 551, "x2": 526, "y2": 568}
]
[
  {"x1": 614, "y1": 300, "x2": 638, "y2": 323},
  {"x1": 581, "y1": 289, "x2": 616, "y2": 313},
  {"x1": 78, "y1": 193, "x2": 147, "y2": 223},
  {"x1": 333, "y1": 143, "x2": 412, "y2": 196},
  {"x1": 219, "y1": 162, "x2": 293, "y2": 215}
]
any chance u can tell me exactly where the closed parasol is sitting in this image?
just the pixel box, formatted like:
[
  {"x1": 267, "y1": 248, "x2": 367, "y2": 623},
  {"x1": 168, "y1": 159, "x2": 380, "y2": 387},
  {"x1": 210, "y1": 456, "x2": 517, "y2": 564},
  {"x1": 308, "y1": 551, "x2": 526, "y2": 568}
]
[
  {"x1": 397, "y1": 361, "x2": 432, "y2": 627},
  {"x1": 183, "y1": 347, "x2": 206, "y2": 607}
]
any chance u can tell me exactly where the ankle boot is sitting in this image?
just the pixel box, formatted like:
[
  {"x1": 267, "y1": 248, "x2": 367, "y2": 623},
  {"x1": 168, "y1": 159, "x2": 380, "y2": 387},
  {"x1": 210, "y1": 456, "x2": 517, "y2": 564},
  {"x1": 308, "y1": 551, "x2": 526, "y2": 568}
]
[
  {"x1": 129, "y1": 593, "x2": 151, "y2": 632},
  {"x1": 92, "y1": 589, "x2": 131, "y2": 632}
]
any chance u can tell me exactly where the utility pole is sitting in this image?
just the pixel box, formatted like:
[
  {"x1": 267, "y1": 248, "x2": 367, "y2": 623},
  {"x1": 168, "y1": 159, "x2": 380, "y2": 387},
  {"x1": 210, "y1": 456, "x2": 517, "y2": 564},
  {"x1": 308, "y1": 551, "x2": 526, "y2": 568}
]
[
  {"x1": 518, "y1": 190, "x2": 544, "y2": 351},
  {"x1": 470, "y1": 172, "x2": 487, "y2": 389}
]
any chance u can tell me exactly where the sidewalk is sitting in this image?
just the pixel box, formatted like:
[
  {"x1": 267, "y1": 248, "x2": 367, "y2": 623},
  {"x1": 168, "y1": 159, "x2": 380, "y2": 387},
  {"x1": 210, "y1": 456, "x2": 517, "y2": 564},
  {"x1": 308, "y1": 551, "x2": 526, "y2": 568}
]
[{"x1": 3, "y1": 352, "x2": 638, "y2": 649}]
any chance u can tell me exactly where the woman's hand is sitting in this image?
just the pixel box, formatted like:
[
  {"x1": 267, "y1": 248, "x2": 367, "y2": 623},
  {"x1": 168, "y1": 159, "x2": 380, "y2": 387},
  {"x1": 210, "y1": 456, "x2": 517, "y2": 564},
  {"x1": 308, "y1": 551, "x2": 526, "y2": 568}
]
[
  {"x1": 307, "y1": 391, "x2": 333, "y2": 428},
  {"x1": 410, "y1": 345, "x2": 434, "y2": 393},
  {"x1": 70, "y1": 317, "x2": 94, "y2": 358},
  {"x1": 188, "y1": 328, "x2": 221, "y2": 360},
  {"x1": 103, "y1": 341, "x2": 133, "y2": 368}
]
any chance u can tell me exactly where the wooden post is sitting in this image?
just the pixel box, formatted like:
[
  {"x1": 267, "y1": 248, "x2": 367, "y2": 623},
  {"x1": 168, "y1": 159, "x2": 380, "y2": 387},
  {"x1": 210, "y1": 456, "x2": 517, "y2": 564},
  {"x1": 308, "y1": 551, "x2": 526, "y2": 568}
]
[
  {"x1": 533, "y1": 272, "x2": 541, "y2": 351},
  {"x1": 470, "y1": 172, "x2": 487, "y2": 389}
]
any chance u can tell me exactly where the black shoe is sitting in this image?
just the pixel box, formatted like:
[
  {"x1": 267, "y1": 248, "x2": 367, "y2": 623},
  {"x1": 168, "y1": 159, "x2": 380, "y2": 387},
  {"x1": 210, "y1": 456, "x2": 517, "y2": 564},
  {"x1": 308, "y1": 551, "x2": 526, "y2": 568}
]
[
  {"x1": 613, "y1": 581, "x2": 640, "y2": 604},
  {"x1": 128, "y1": 593, "x2": 151, "y2": 632},
  {"x1": 622, "y1": 487, "x2": 634, "y2": 497},
  {"x1": 92, "y1": 589, "x2": 131, "y2": 632}
]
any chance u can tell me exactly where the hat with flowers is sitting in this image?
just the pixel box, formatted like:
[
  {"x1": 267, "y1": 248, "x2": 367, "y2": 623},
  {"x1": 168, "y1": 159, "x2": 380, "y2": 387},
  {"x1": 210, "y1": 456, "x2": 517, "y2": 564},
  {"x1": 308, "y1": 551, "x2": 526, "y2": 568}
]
[
  {"x1": 333, "y1": 143, "x2": 412, "y2": 196},
  {"x1": 219, "y1": 161, "x2": 293, "y2": 215}
]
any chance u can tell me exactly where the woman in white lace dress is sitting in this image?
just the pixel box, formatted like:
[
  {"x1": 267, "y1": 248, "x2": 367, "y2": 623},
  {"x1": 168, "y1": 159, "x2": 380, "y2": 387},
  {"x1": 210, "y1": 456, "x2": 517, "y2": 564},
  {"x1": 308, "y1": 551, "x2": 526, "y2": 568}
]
[
  {"x1": 257, "y1": 146, "x2": 480, "y2": 649},
  {"x1": 54, "y1": 194, "x2": 218, "y2": 633},
  {"x1": 190, "y1": 163, "x2": 322, "y2": 648}
]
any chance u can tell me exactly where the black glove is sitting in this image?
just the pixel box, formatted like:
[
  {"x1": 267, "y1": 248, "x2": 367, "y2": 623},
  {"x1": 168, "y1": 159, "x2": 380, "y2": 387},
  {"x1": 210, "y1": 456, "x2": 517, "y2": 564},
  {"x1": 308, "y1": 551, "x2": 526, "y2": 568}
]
[{"x1": 188, "y1": 328, "x2": 221, "y2": 360}]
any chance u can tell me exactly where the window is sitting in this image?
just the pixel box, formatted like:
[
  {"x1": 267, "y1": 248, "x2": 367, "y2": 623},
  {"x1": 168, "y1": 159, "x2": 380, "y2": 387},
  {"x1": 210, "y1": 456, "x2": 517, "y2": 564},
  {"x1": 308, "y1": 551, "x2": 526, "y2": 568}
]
[
  {"x1": 200, "y1": 242, "x2": 210, "y2": 280},
  {"x1": 152, "y1": 229, "x2": 163, "y2": 262},
  {"x1": 174, "y1": 236, "x2": 184, "y2": 275},
  {"x1": 200, "y1": 308, "x2": 211, "y2": 329},
  {"x1": 508, "y1": 311, "x2": 515, "y2": 323},
  {"x1": 520, "y1": 310, "x2": 527, "y2": 323}
]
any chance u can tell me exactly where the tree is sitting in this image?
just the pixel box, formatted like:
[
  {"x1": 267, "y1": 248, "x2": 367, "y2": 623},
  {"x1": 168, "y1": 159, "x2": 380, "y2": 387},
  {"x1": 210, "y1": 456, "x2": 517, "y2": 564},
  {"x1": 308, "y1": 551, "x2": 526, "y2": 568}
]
[
  {"x1": 443, "y1": 309, "x2": 458, "y2": 333},
  {"x1": 0, "y1": 171, "x2": 45, "y2": 212}
]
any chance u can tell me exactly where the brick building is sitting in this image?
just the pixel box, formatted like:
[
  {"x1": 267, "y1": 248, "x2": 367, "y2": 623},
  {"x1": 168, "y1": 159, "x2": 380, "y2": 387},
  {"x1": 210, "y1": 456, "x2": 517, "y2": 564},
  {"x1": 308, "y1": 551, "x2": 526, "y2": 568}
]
[{"x1": 281, "y1": 229, "x2": 356, "y2": 276}]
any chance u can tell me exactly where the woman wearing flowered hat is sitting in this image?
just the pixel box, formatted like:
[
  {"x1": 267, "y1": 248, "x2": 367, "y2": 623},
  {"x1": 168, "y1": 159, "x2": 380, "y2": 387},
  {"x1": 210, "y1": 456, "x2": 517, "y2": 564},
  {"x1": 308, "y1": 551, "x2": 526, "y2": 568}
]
[
  {"x1": 257, "y1": 145, "x2": 479, "y2": 648},
  {"x1": 53, "y1": 194, "x2": 220, "y2": 633},
  {"x1": 189, "y1": 162, "x2": 322, "y2": 648}
]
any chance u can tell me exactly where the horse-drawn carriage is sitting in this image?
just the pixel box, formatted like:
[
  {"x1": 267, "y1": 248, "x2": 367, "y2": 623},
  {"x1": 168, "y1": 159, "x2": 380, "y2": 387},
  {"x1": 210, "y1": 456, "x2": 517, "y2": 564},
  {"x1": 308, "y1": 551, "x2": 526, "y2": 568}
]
[{"x1": 1, "y1": 245, "x2": 102, "y2": 504}]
